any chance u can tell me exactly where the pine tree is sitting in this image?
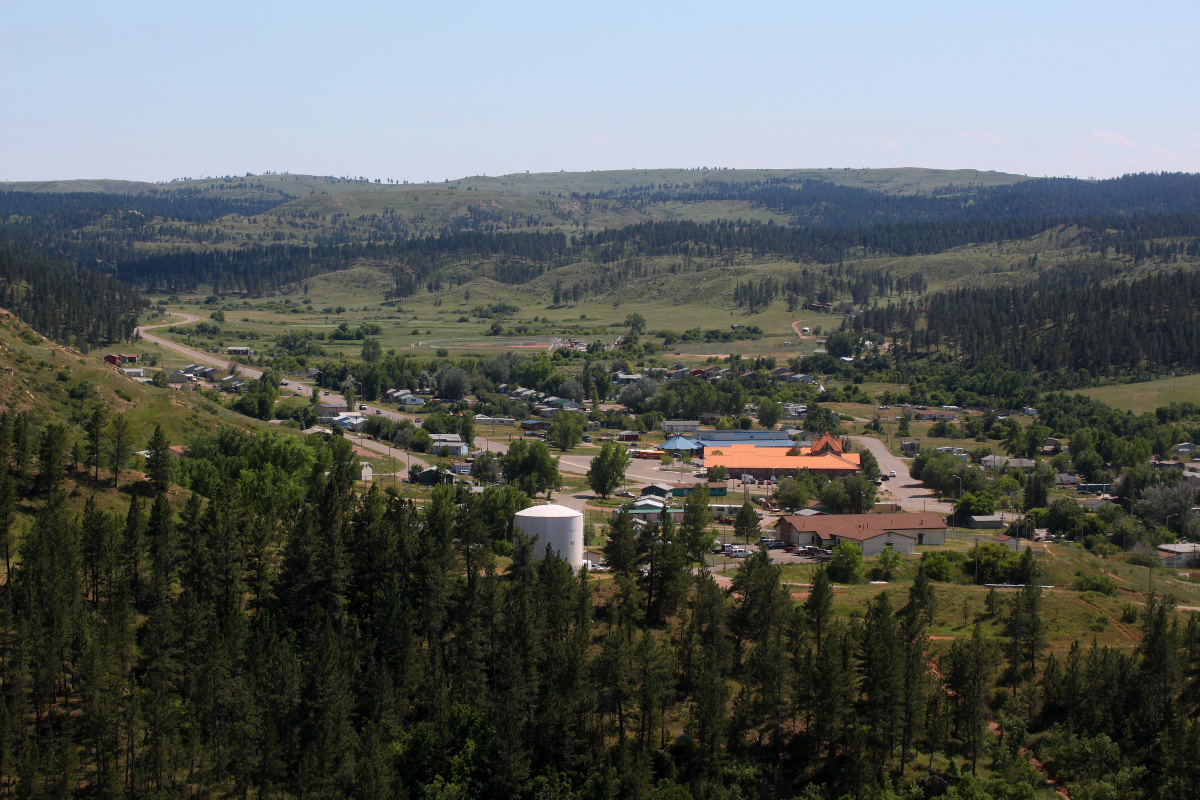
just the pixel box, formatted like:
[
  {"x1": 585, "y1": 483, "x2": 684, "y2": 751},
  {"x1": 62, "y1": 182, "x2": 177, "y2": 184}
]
[
  {"x1": 85, "y1": 406, "x2": 107, "y2": 482},
  {"x1": 108, "y1": 413, "x2": 133, "y2": 489},
  {"x1": 144, "y1": 424, "x2": 172, "y2": 494}
]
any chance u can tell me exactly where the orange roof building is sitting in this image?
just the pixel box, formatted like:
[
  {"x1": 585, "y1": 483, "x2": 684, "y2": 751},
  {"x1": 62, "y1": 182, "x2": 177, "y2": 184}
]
[{"x1": 705, "y1": 439, "x2": 860, "y2": 480}]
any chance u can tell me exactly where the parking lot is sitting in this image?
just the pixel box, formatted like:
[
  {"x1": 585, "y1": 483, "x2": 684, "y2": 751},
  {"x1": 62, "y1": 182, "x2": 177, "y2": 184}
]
[{"x1": 709, "y1": 537, "x2": 830, "y2": 568}]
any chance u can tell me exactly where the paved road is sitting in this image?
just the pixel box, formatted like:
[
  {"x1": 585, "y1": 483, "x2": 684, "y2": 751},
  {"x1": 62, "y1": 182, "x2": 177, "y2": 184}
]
[
  {"x1": 136, "y1": 312, "x2": 265, "y2": 379},
  {"x1": 850, "y1": 435, "x2": 953, "y2": 515}
]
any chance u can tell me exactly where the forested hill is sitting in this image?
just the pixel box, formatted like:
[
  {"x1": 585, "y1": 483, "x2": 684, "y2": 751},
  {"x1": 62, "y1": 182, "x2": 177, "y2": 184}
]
[
  {"x1": 593, "y1": 172, "x2": 1200, "y2": 229},
  {"x1": 855, "y1": 267, "x2": 1200, "y2": 375},
  {"x1": 0, "y1": 244, "x2": 143, "y2": 347}
]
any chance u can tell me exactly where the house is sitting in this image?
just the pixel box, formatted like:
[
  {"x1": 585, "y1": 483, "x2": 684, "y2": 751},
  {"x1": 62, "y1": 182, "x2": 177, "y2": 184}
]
[
  {"x1": 774, "y1": 512, "x2": 947, "y2": 555},
  {"x1": 103, "y1": 354, "x2": 121, "y2": 366},
  {"x1": 1056, "y1": 473, "x2": 1080, "y2": 487},
  {"x1": 1022, "y1": 407, "x2": 1038, "y2": 416},
  {"x1": 317, "y1": 402, "x2": 348, "y2": 419},
  {"x1": 663, "y1": 420, "x2": 700, "y2": 434},
  {"x1": 167, "y1": 372, "x2": 189, "y2": 389},
  {"x1": 521, "y1": 419, "x2": 551, "y2": 432},
  {"x1": 1157, "y1": 543, "x2": 1200, "y2": 569},
  {"x1": 121, "y1": 367, "x2": 145, "y2": 378},
  {"x1": 616, "y1": 496, "x2": 685, "y2": 523},
  {"x1": 640, "y1": 482, "x2": 675, "y2": 499},
  {"x1": 1176, "y1": 443, "x2": 1197, "y2": 456},
  {"x1": 355, "y1": 462, "x2": 374, "y2": 482},
  {"x1": 413, "y1": 467, "x2": 455, "y2": 486},
  {"x1": 968, "y1": 515, "x2": 1006, "y2": 529},
  {"x1": 981, "y1": 455, "x2": 1036, "y2": 471},
  {"x1": 430, "y1": 434, "x2": 469, "y2": 456},
  {"x1": 706, "y1": 481, "x2": 728, "y2": 497},
  {"x1": 397, "y1": 394, "x2": 425, "y2": 406},
  {"x1": 993, "y1": 535, "x2": 1021, "y2": 552},
  {"x1": 618, "y1": 431, "x2": 641, "y2": 442},
  {"x1": 612, "y1": 372, "x2": 643, "y2": 385},
  {"x1": 226, "y1": 346, "x2": 252, "y2": 356},
  {"x1": 332, "y1": 413, "x2": 364, "y2": 431},
  {"x1": 1079, "y1": 496, "x2": 1115, "y2": 512}
]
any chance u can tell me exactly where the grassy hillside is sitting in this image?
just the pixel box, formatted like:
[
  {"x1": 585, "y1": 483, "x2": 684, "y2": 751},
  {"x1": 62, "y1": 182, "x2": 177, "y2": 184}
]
[{"x1": 1, "y1": 166, "x2": 1031, "y2": 199}]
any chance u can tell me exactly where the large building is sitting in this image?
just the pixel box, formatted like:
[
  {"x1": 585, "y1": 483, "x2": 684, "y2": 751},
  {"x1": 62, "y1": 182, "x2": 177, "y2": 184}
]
[
  {"x1": 705, "y1": 433, "x2": 861, "y2": 480},
  {"x1": 774, "y1": 511, "x2": 947, "y2": 555}
]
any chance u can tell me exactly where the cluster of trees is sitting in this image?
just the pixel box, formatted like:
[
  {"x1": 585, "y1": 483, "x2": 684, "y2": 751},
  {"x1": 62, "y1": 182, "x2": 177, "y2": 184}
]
[
  {"x1": 0, "y1": 244, "x2": 143, "y2": 348},
  {"x1": 902, "y1": 269, "x2": 1200, "y2": 375}
]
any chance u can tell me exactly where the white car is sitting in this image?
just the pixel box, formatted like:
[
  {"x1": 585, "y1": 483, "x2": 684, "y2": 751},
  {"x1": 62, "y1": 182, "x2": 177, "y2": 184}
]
[{"x1": 889, "y1": 470, "x2": 897, "y2": 478}]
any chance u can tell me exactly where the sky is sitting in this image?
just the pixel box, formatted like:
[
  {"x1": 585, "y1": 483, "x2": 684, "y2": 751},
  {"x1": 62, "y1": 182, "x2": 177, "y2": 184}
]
[{"x1": 4, "y1": 0, "x2": 1200, "y2": 183}]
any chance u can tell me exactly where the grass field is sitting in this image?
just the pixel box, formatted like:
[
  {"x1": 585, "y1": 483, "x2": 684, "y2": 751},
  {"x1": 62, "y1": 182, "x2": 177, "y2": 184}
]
[{"x1": 1082, "y1": 372, "x2": 1200, "y2": 414}]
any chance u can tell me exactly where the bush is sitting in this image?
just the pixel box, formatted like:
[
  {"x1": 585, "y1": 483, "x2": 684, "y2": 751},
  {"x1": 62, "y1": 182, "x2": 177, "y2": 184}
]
[{"x1": 1072, "y1": 573, "x2": 1119, "y2": 596}]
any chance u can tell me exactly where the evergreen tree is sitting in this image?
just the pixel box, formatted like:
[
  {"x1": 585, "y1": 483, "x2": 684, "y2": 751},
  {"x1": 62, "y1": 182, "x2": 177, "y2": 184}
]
[
  {"x1": 108, "y1": 412, "x2": 134, "y2": 489},
  {"x1": 144, "y1": 424, "x2": 172, "y2": 494}
]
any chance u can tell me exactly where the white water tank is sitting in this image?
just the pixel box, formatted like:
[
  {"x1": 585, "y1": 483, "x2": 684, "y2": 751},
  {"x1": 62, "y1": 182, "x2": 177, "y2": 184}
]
[{"x1": 514, "y1": 504, "x2": 585, "y2": 572}]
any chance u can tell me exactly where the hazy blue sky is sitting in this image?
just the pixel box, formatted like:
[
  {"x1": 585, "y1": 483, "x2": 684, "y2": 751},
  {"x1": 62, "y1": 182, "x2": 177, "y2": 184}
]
[{"x1": 4, "y1": 1, "x2": 1199, "y2": 182}]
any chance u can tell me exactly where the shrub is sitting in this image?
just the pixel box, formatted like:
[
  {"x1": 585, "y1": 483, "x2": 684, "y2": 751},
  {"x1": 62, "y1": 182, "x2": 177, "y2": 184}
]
[{"x1": 1072, "y1": 573, "x2": 1118, "y2": 596}]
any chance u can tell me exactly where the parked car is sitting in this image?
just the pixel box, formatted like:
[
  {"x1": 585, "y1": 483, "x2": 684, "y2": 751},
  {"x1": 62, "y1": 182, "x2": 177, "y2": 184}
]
[
  {"x1": 359, "y1": 404, "x2": 368, "y2": 411},
  {"x1": 889, "y1": 469, "x2": 897, "y2": 478},
  {"x1": 616, "y1": 490, "x2": 635, "y2": 498},
  {"x1": 582, "y1": 435, "x2": 592, "y2": 443}
]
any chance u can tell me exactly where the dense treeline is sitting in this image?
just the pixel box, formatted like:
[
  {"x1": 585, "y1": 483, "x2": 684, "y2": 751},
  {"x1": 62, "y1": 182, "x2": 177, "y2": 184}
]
[
  {"x1": 858, "y1": 269, "x2": 1200, "y2": 375},
  {"x1": 2, "y1": 421, "x2": 1200, "y2": 798},
  {"x1": 8, "y1": 175, "x2": 1200, "y2": 301},
  {"x1": 586, "y1": 172, "x2": 1200, "y2": 229},
  {"x1": 0, "y1": 244, "x2": 142, "y2": 347}
]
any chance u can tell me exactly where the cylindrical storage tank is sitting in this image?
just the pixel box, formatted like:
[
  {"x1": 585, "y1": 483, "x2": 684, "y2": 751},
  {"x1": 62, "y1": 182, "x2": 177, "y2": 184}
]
[{"x1": 514, "y1": 504, "x2": 585, "y2": 572}]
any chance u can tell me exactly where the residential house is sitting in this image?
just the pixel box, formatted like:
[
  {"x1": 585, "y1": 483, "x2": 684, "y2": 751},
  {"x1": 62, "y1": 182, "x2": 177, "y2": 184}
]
[
  {"x1": 981, "y1": 455, "x2": 1035, "y2": 470},
  {"x1": 413, "y1": 467, "x2": 455, "y2": 486},
  {"x1": 167, "y1": 372, "x2": 189, "y2": 389},
  {"x1": 430, "y1": 434, "x2": 469, "y2": 456},
  {"x1": 640, "y1": 483, "x2": 675, "y2": 499},
  {"x1": 968, "y1": 515, "x2": 1005, "y2": 529},
  {"x1": 226, "y1": 346, "x2": 252, "y2": 356},
  {"x1": 663, "y1": 420, "x2": 700, "y2": 434},
  {"x1": 774, "y1": 512, "x2": 947, "y2": 555},
  {"x1": 616, "y1": 496, "x2": 685, "y2": 523},
  {"x1": 121, "y1": 367, "x2": 145, "y2": 378},
  {"x1": 993, "y1": 534, "x2": 1021, "y2": 552},
  {"x1": 1157, "y1": 543, "x2": 1200, "y2": 569}
]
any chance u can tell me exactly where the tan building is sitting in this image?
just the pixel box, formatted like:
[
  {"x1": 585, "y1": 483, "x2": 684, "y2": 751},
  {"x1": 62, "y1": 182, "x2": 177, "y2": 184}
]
[{"x1": 774, "y1": 512, "x2": 947, "y2": 555}]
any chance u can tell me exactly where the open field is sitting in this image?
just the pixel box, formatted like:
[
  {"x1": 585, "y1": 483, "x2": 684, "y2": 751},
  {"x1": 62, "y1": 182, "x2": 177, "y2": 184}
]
[{"x1": 1082, "y1": 372, "x2": 1200, "y2": 414}]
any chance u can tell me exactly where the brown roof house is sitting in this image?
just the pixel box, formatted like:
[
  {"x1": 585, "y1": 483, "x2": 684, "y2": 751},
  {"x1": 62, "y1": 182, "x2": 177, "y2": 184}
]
[{"x1": 774, "y1": 512, "x2": 947, "y2": 555}]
